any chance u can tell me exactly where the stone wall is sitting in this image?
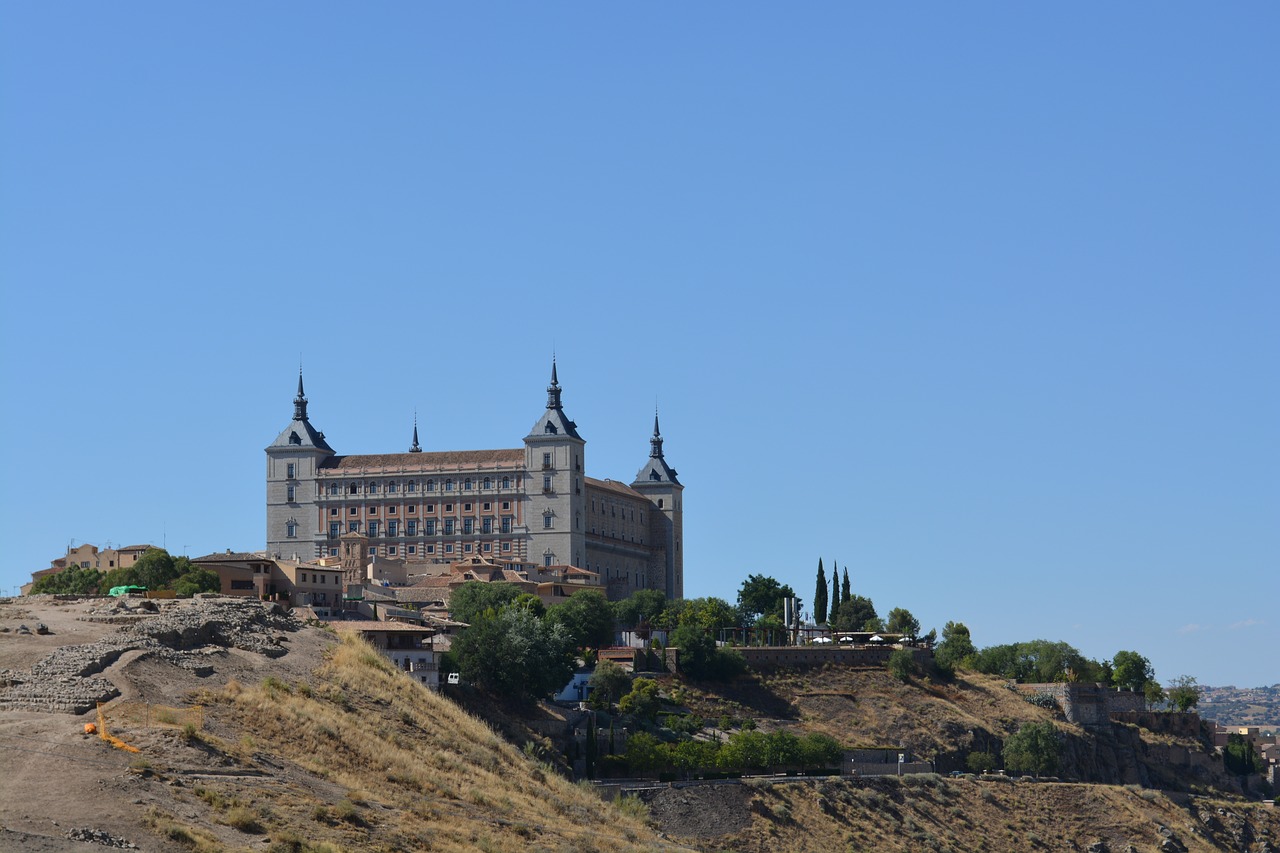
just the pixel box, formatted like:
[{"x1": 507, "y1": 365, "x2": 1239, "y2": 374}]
[
  {"x1": 1111, "y1": 710, "x2": 1206, "y2": 738},
  {"x1": 1017, "y1": 683, "x2": 1146, "y2": 727}
]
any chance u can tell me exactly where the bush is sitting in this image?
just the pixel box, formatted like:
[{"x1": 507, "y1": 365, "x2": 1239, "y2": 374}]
[{"x1": 888, "y1": 648, "x2": 916, "y2": 682}]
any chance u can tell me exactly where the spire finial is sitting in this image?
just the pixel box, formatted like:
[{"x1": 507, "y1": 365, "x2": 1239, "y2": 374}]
[
  {"x1": 293, "y1": 365, "x2": 309, "y2": 421},
  {"x1": 649, "y1": 406, "x2": 665, "y2": 459},
  {"x1": 409, "y1": 411, "x2": 421, "y2": 453},
  {"x1": 546, "y1": 356, "x2": 563, "y2": 410}
]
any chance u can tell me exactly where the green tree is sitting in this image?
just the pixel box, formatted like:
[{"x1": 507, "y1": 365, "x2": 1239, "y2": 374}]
[
  {"x1": 797, "y1": 732, "x2": 843, "y2": 769},
  {"x1": 669, "y1": 623, "x2": 747, "y2": 681},
  {"x1": 452, "y1": 607, "x2": 576, "y2": 699},
  {"x1": 623, "y1": 732, "x2": 667, "y2": 773},
  {"x1": 1223, "y1": 734, "x2": 1263, "y2": 775},
  {"x1": 618, "y1": 677, "x2": 662, "y2": 721},
  {"x1": 547, "y1": 589, "x2": 615, "y2": 650},
  {"x1": 971, "y1": 639, "x2": 1096, "y2": 683},
  {"x1": 719, "y1": 730, "x2": 770, "y2": 771},
  {"x1": 831, "y1": 595, "x2": 877, "y2": 633},
  {"x1": 133, "y1": 548, "x2": 181, "y2": 591},
  {"x1": 966, "y1": 751, "x2": 998, "y2": 774},
  {"x1": 841, "y1": 566, "x2": 851, "y2": 604},
  {"x1": 885, "y1": 607, "x2": 920, "y2": 638},
  {"x1": 736, "y1": 574, "x2": 796, "y2": 625},
  {"x1": 448, "y1": 581, "x2": 524, "y2": 625},
  {"x1": 934, "y1": 621, "x2": 975, "y2": 674},
  {"x1": 1144, "y1": 679, "x2": 1166, "y2": 708},
  {"x1": 887, "y1": 648, "x2": 917, "y2": 682},
  {"x1": 672, "y1": 740, "x2": 719, "y2": 777},
  {"x1": 1003, "y1": 721, "x2": 1060, "y2": 778},
  {"x1": 587, "y1": 659, "x2": 631, "y2": 708},
  {"x1": 765, "y1": 730, "x2": 803, "y2": 768},
  {"x1": 172, "y1": 568, "x2": 222, "y2": 597},
  {"x1": 1111, "y1": 650, "x2": 1155, "y2": 692},
  {"x1": 612, "y1": 589, "x2": 668, "y2": 629},
  {"x1": 30, "y1": 567, "x2": 103, "y2": 595},
  {"x1": 814, "y1": 559, "x2": 828, "y2": 625},
  {"x1": 1167, "y1": 675, "x2": 1201, "y2": 713}
]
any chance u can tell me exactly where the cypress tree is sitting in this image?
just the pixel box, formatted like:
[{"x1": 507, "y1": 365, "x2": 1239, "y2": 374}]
[
  {"x1": 832, "y1": 565, "x2": 840, "y2": 622},
  {"x1": 841, "y1": 566, "x2": 851, "y2": 606},
  {"x1": 814, "y1": 559, "x2": 828, "y2": 624}
]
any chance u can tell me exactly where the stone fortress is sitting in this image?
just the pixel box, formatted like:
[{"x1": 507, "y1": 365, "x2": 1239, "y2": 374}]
[{"x1": 266, "y1": 361, "x2": 684, "y2": 601}]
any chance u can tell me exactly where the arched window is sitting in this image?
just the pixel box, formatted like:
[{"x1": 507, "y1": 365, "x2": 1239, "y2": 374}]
[
  {"x1": 445, "y1": 479, "x2": 454, "y2": 491},
  {"x1": 501, "y1": 476, "x2": 511, "y2": 489},
  {"x1": 464, "y1": 478, "x2": 472, "y2": 491},
  {"x1": 482, "y1": 477, "x2": 491, "y2": 489},
  {"x1": 426, "y1": 479, "x2": 436, "y2": 492}
]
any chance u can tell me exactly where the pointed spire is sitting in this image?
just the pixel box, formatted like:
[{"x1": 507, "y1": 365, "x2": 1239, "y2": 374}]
[
  {"x1": 546, "y1": 356, "x2": 563, "y2": 410},
  {"x1": 409, "y1": 412, "x2": 421, "y2": 453},
  {"x1": 650, "y1": 406, "x2": 665, "y2": 458},
  {"x1": 293, "y1": 366, "x2": 309, "y2": 421}
]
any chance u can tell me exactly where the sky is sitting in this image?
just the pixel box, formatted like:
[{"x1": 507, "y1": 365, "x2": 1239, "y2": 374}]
[{"x1": 1, "y1": 4, "x2": 1275, "y2": 688}]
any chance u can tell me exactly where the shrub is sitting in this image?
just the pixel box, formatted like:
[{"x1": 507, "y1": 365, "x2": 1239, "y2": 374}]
[
  {"x1": 225, "y1": 807, "x2": 263, "y2": 833},
  {"x1": 888, "y1": 648, "x2": 916, "y2": 682}
]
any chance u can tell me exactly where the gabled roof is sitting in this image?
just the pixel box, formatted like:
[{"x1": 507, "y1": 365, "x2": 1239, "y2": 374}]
[
  {"x1": 268, "y1": 417, "x2": 334, "y2": 453},
  {"x1": 586, "y1": 477, "x2": 649, "y2": 501}
]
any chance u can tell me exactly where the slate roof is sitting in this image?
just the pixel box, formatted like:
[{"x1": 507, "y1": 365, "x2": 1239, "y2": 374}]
[
  {"x1": 319, "y1": 449, "x2": 524, "y2": 473},
  {"x1": 585, "y1": 477, "x2": 649, "y2": 501}
]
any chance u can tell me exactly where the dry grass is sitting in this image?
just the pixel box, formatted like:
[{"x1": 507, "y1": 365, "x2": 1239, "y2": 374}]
[{"x1": 185, "y1": 632, "x2": 681, "y2": 853}]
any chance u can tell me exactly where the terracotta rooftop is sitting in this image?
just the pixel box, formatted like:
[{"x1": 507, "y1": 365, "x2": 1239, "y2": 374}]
[
  {"x1": 319, "y1": 449, "x2": 524, "y2": 473},
  {"x1": 193, "y1": 552, "x2": 269, "y2": 563}
]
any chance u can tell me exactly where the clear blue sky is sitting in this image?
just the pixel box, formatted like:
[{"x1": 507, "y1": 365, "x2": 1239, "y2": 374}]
[{"x1": 2, "y1": 4, "x2": 1275, "y2": 688}]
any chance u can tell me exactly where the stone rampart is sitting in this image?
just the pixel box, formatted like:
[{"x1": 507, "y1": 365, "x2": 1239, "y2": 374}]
[{"x1": 1016, "y1": 683, "x2": 1146, "y2": 727}]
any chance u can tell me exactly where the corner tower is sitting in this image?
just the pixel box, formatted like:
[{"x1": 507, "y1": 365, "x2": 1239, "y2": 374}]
[
  {"x1": 630, "y1": 410, "x2": 684, "y2": 598},
  {"x1": 266, "y1": 370, "x2": 335, "y2": 560},
  {"x1": 523, "y1": 360, "x2": 588, "y2": 568}
]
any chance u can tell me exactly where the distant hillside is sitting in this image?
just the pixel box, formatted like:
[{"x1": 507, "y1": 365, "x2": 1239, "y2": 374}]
[{"x1": 1198, "y1": 684, "x2": 1280, "y2": 727}]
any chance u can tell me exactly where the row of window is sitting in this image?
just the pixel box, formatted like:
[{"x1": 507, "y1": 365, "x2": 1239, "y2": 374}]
[
  {"x1": 329, "y1": 501, "x2": 513, "y2": 516},
  {"x1": 329, "y1": 517, "x2": 517, "y2": 538},
  {"x1": 326, "y1": 541, "x2": 514, "y2": 559},
  {"x1": 323, "y1": 476, "x2": 519, "y2": 495}
]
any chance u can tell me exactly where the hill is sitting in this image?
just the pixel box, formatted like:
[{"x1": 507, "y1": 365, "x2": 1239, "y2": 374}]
[
  {"x1": 1199, "y1": 685, "x2": 1280, "y2": 728},
  {"x1": 0, "y1": 595, "x2": 675, "y2": 852}
]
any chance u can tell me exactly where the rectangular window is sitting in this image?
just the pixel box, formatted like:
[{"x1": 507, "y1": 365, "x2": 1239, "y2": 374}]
[
  {"x1": 368, "y1": 521, "x2": 380, "y2": 537},
  {"x1": 329, "y1": 547, "x2": 338, "y2": 557},
  {"x1": 463, "y1": 518, "x2": 473, "y2": 534},
  {"x1": 543, "y1": 452, "x2": 552, "y2": 467},
  {"x1": 349, "y1": 521, "x2": 360, "y2": 532},
  {"x1": 286, "y1": 522, "x2": 297, "y2": 538},
  {"x1": 501, "y1": 517, "x2": 512, "y2": 534},
  {"x1": 444, "y1": 544, "x2": 453, "y2": 553},
  {"x1": 388, "y1": 521, "x2": 398, "y2": 537},
  {"x1": 426, "y1": 520, "x2": 436, "y2": 535},
  {"x1": 502, "y1": 542, "x2": 511, "y2": 552},
  {"x1": 544, "y1": 554, "x2": 553, "y2": 567},
  {"x1": 369, "y1": 505, "x2": 378, "y2": 515},
  {"x1": 482, "y1": 517, "x2": 492, "y2": 534},
  {"x1": 286, "y1": 486, "x2": 295, "y2": 502},
  {"x1": 543, "y1": 476, "x2": 552, "y2": 492},
  {"x1": 388, "y1": 505, "x2": 396, "y2": 514},
  {"x1": 444, "y1": 503, "x2": 452, "y2": 512},
  {"x1": 426, "y1": 504, "x2": 434, "y2": 513},
  {"x1": 482, "y1": 502, "x2": 491, "y2": 511},
  {"x1": 444, "y1": 519, "x2": 454, "y2": 535},
  {"x1": 543, "y1": 515, "x2": 552, "y2": 529},
  {"x1": 482, "y1": 542, "x2": 491, "y2": 552},
  {"x1": 407, "y1": 520, "x2": 417, "y2": 536},
  {"x1": 407, "y1": 545, "x2": 416, "y2": 555},
  {"x1": 463, "y1": 503, "x2": 472, "y2": 511},
  {"x1": 464, "y1": 543, "x2": 473, "y2": 553},
  {"x1": 287, "y1": 463, "x2": 295, "y2": 479},
  {"x1": 388, "y1": 546, "x2": 397, "y2": 556},
  {"x1": 426, "y1": 545, "x2": 434, "y2": 554},
  {"x1": 408, "y1": 505, "x2": 416, "y2": 514},
  {"x1": 330, "y1": 508, "x2": 338, "y2": 516},
  {"x1": 502, "y1": 501, "x2": 510, "y2": 510}
]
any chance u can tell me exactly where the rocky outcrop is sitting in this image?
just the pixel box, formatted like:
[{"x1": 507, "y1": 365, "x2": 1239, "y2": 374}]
[{"x1": 0, "y1": 597, "x2": 301, "y2": 714}]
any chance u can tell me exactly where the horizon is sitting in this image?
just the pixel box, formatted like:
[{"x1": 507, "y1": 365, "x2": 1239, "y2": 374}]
[{"x1": 1, "y1": 4, "x2": 1275, "y2": 687}]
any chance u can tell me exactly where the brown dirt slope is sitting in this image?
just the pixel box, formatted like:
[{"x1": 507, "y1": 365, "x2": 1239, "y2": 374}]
[{"x1": 0, "y1": 596, "x2": 684, "y2": 853}]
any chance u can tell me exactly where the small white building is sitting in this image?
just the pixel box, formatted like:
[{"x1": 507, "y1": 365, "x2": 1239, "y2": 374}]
[{"x1": 340, "y1": 623, "x2": 440, "y2": 690}]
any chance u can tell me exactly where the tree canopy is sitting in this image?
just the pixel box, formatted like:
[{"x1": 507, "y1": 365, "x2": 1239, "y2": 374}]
[
  {"x1": 1167, "y1": 675, "x2": 1201, "y2": 713},
  {"x1": 30, "y1": 567, "x2": 103, "y2": 595},
  {"x1": 885, "y1": 607, "x2": 920, "y2": 638},
  {"x1": 970, "y1": 639, "x2": 1104, "y2": 683},
  {"x1": 814, "y1": 559, "x2": 828, "y2": 625},
  {"x1": 736, "y1": 574, "x2": 796, "y2": 625},
  {"x1": 546, "y1": 589, "x2": 615, "y2": 649},
  {"x1": 1111, "y1": 650, "x2": 1155, "y2": 693},
  {"x1": 1002, "y1": 721, "x2": 1060, "y2": 777},
  {"x1": 831, "y1": 595, "x2": 877, "y2": 633},
  {"x1": 934, "y1": 621, "x2": 975, "y2": 673},
  {"x1": 448, "y1": 581, "x2": 524, "y2": 625},
  {"x1": 612, "y1": 589, "x2": 668, "y2": 629},
  {"x1": 452, "y1": 607, "x2": 576, "y2": 699}
]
